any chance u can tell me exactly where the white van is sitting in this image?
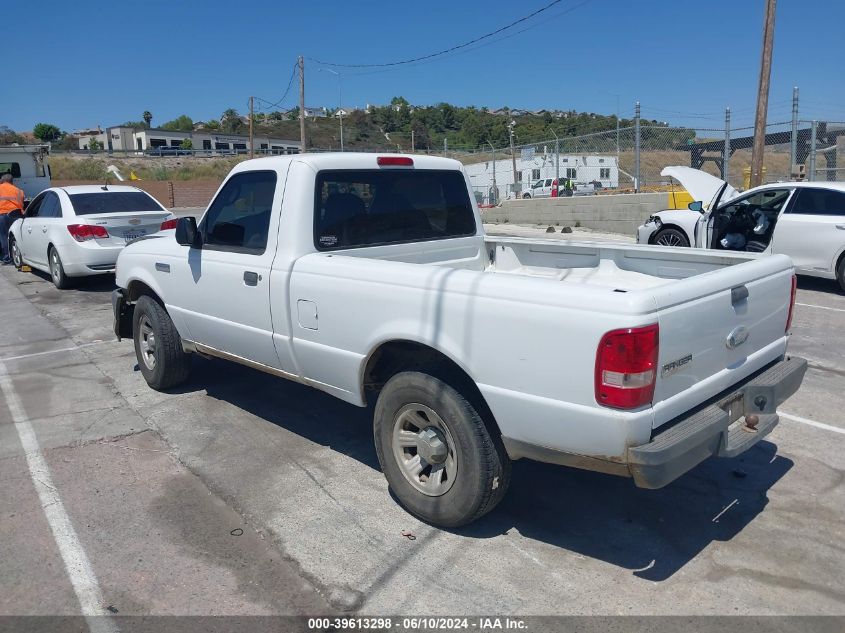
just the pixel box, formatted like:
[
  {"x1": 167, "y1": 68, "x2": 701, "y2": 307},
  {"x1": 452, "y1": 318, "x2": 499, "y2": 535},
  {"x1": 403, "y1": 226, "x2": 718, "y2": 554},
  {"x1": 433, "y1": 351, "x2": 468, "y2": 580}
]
[{"x1": 0, "y1": 145, "x2": 52, "y2": 202}]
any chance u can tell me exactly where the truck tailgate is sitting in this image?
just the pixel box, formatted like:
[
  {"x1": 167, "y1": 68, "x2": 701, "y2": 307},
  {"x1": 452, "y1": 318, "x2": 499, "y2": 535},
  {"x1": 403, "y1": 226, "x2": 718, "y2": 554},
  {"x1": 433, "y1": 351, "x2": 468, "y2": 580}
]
[{"x1": 650, "y1": 255, "x2": 795, "y2": 429}]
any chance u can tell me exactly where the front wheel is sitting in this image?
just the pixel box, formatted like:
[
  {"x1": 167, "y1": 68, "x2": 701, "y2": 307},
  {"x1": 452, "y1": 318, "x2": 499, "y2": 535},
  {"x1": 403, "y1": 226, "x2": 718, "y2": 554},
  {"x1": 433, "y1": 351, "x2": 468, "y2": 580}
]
[
  {"x1": 132, "y1": 295, "x2": 191, "y2": 390},
  {"x1": 836, "y1": 256, "x2": 845, "y2": 293},
  {"x1": 373, "y1": 371, "x2": 511, "y2": 527},
  {"x1": 653, "y1": 227, "x2": 690, "y2": 248},
  {"x1": 522, "y1": 193, "x2": 531, "y2": 199},
  {"x1": 10, "y1": 237, "x2": 22, "y2": 269}
]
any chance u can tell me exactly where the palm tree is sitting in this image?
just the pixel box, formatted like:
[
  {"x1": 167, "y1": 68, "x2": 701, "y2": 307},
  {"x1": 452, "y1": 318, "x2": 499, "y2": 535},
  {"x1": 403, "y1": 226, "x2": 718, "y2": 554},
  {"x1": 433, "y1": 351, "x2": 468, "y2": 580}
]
[{"x1": 142, "y1": 111, "x2": 153, "y2": 129}]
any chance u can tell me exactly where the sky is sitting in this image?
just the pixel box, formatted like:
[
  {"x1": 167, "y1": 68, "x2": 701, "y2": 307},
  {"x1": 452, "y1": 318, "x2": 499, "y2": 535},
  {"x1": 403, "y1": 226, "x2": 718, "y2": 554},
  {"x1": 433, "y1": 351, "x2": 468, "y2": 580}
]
[{"x1": 3, "y1": 0, "x2": 844, "y2": 134}]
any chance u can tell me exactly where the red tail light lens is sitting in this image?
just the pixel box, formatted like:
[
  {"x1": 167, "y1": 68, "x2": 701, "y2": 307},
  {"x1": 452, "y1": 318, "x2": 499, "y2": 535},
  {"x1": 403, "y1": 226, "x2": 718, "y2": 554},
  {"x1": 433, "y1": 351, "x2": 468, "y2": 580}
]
[
  {"x1": 595, "y1": 324, "x2": 659, "y2": 410},
  {"x1": 160, "y1": 218, "x2": 177, "y2": 231},
  {"x1": 67, "y1": 224, "x2": 109, "y2": 242},
  {"x1": 785, "y1": 274, "x2": 798, "y2": 333},
  {"x1": 377, "y1": 156, "x2": 413, "y2": 166}
]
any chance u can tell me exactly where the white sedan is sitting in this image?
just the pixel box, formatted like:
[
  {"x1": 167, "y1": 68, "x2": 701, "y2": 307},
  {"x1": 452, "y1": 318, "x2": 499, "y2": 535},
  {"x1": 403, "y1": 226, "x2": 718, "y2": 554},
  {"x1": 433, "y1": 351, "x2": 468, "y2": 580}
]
[
  {"x1": 637, "y1": 166, "x2": 845, "y2": 291},
  {"x1": 8, "y1": 185, "x2": 173, "y2": 288}
]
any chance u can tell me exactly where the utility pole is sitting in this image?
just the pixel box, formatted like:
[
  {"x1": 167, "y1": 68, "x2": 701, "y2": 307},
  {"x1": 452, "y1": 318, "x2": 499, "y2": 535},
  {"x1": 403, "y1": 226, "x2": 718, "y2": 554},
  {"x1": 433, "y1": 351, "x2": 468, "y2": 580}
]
[
  {"x1": 488, "y1": 141, "x2": 497, "y2": 205},
  {"x1": 634, "y1": 101, "x2": 641, "y2": 192},
  {"x1": 724, "y1": 107, "x2": 731, "y2": 182},
  {"x1": 298, "y1": 55, "x2": 306, "y2": 152},
  {"x1": 509, "y1": 120, "x2": 518, "y2": 198},
  {"x1": 790, "y1": 86, "x2": 799, "y2": 174},
  {"x1": 249, "y1": 95, "x2": 254, "y2": 159},
  {"x1": 808, "y1": 120, "x2": 817, "y2": 181},
  {"x1": 750, "y1": 0, "x2": 777, "y2": 188},
  {"x1": 549, "y1": 128, "x2": 560, "y2": 196},
  {"x1": 411, "y1": 129, "x2": 414, "y2": 152}
]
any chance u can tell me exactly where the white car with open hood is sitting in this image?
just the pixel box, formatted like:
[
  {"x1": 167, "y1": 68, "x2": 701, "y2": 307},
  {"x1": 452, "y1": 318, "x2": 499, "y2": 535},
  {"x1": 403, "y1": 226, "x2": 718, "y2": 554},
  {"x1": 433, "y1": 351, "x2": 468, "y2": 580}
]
[
  {"x1": 7, "y1": 185, "x2": 173, "y2": 288},
  {"x1": 112, "y1": 153, "x2": 806, "y2": 527},
  {"x1": 637, "y1": 166, "x2": 845, "y2": 291}
]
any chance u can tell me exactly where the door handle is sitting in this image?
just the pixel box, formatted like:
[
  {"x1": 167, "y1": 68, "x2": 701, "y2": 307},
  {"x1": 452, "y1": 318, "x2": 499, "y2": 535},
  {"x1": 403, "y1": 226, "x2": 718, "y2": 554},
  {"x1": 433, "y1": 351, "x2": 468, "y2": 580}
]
[
  {"x1": 27, "y1": 226, "x2": 32, "y2": 233},
  {"x1": 835, "y1": 224, "x2": 845, "y2": 230},
  {"x1": 42, "y1": 226, "x2": 48, "y2": 233},
  {"x1": 243, "y1": 271, "x2": 259, "y2": 286}
]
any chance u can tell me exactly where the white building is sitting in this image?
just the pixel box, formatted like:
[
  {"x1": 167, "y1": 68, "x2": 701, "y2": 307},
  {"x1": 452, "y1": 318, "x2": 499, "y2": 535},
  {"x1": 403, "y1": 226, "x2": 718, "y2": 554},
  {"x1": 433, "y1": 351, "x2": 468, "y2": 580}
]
[
  {"x1": 79, "y1": 126, "x2": 300, "y2": 155},
  {"x1": 464, "y1": 152, "x2": 619, "y2": 203}
]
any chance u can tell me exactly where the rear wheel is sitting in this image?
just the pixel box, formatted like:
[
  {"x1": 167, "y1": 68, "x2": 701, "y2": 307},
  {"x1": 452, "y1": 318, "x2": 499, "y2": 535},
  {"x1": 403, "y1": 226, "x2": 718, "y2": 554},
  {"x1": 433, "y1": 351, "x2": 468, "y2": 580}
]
[
  {"x1": 653, "y1": 227, "x2": 690, "y2": 248},
  {"x1": 836, "y1": 255, "x2": 845, "y2": 293},
  {"x1": 522, "y1": 193, "x2": 531, "y2": 199},
  {"x1": 10, "y1": 238, "x2": 22, "y2": 269},
  {"x1": 373, "y1": 371, "x2": 511, "y2": 527},
  {"x1": 132, "y1": 295, "x2": 191, "y2": 390},
  {"x1": 48, "y1": 247, "x2": 72, "y2": 289}
]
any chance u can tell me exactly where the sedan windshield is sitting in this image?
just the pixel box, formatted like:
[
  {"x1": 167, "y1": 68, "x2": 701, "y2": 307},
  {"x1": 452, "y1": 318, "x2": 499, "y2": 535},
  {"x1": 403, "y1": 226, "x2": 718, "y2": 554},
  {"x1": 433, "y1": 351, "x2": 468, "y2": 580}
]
[{"x1": 69, "y1": 192, "x2": 165, "y2": 215}]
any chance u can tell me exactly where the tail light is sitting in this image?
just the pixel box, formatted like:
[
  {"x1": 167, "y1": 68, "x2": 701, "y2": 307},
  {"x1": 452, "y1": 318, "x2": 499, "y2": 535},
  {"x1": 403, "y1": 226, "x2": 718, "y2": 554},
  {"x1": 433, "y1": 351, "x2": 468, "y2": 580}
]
[
  {"x1": 595, "y1": 324, "x2": 659, "y2": 410},
  {"x1": 160, "y1": 218, "x2": 177, "y2": 231},
  {"x1": 377, "y1": 156, "x2": 413, "y2": 167},
  {"x1": 785, "y1": 274, "x2": 798, "y2": 333},
  {"x1": 67, "y1": 224, "x2": 109, "y2": 242}
]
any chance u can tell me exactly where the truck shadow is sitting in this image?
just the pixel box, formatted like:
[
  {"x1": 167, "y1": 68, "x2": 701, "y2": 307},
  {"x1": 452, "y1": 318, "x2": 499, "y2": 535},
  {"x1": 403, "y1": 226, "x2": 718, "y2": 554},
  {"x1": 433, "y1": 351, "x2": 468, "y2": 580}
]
[
  {"x1": 178, "y1": 356, "x2": 792, "y2": 583},
  {"x1": 459, "y1": 442, "x2": 792, "y2": 582}
]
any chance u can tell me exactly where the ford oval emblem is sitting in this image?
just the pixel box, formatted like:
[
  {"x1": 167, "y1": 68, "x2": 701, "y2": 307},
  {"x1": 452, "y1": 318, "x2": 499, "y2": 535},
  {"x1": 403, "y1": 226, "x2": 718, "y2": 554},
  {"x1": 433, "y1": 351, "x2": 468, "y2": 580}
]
[
  {"x1": 129, "y1": 218, "x2": 141, "y2": 225},
  {"x1": 726, "y1": 325, "x2": 750, "y2": 349}
]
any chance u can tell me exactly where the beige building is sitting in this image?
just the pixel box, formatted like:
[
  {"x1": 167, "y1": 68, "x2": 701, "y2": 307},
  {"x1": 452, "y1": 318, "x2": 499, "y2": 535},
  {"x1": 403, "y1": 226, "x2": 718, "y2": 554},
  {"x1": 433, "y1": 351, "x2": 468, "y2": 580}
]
[{"x1": 79, "y1": 126, "x2": 300, "y2": 155}]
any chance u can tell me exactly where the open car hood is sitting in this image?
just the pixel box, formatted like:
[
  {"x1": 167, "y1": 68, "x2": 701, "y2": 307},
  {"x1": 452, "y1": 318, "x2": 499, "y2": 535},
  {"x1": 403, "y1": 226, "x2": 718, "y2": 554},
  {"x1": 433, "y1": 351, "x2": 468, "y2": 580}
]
[{"x1": 661, "y1": 166, "x2": 739, "y2": 210}]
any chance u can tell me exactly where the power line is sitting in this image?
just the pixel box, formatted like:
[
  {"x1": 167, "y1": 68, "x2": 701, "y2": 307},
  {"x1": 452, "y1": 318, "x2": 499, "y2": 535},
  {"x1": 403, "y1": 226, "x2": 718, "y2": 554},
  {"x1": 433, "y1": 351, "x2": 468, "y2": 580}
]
[
  {"x1": 309, "y1": 0, "x2": 576, "y2": 68},
  {"x1": 255, "y1": 63, "x2": 299, "y2": 111}
]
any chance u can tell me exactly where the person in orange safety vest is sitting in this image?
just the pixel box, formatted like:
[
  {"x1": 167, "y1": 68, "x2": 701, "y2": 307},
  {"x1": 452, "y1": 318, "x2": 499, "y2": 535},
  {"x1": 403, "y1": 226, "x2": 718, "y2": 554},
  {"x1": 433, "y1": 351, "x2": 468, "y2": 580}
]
[{"x1": 0, "y1": 173, "x2": 25, "y2": 264}]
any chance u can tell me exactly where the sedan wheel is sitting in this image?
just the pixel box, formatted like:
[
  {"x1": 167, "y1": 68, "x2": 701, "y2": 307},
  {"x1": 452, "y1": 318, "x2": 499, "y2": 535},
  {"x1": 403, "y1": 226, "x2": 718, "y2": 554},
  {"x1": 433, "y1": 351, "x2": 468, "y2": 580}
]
[
  {"x1": 654, "y1": 228, "x2": 690, "y2": 248},
  {"x1": 10, "y1": 239, "x2": 22, "y2": 268},
  {"x1": 48, "y1": 247, "x2": 71, "y2": 289}
]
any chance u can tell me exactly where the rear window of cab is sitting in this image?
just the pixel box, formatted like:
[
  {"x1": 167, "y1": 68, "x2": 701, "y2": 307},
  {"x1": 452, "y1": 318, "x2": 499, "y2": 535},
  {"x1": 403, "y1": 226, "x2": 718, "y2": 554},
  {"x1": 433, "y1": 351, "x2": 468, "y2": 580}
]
[{"x1": 314, "y1": 169, "x2": 476, "y2": 250}]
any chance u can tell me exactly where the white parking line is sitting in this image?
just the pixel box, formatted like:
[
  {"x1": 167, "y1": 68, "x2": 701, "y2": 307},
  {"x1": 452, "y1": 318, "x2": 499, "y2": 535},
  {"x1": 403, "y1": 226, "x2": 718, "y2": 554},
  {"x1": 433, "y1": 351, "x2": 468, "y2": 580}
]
[
  {"x1": 796, "y1": 302, "x2": 845, "y2": 313},
  {"x1": 0, "y1": 340, "x2": 109, "y2": 363},
  {"x1": 779, "y1": 410, "x2": 845, "y2": 436},
  {"x1": 0, "y1": 360, "x2": 118, "y2": 632}
]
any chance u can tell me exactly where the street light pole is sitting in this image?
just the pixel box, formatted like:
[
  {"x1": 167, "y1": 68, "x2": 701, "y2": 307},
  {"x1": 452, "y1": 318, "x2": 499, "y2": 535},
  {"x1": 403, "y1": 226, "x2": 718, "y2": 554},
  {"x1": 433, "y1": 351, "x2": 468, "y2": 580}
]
[
  {"x1": 508, "y1": 120, "x2": 519, "y2": 198},
  {"x1": 548, "y1": 127, "x2": 559, "y2": 196},
  {"x1": 320, "y1": 68, "x2": 344, "y2": 151}
]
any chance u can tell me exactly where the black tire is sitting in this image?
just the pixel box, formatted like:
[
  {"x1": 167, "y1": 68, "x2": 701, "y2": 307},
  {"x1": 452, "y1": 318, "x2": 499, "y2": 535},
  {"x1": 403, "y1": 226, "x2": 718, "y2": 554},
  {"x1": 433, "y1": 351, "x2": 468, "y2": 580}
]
[
  {"x1": 10, "y1": 237, "x2": 22, "y2": 269},
  {"x1": 836, "y1": 255, "x2": 845, "y2": 294},
  {"x1": 653, "y1": 227, "x2": 690, "y2": 248},
  {"x1": 132, "y1": 295, "x2": 191, "y2": 390},
  {"x1": 522, "y1": 193, "x2": 531, "y2": 199},
  {"x1": 373, "y1": 371, "x2": 511, "y2": 527},
  {"x1": 48, "y1": 246, "x2": 72, "y2": 289}
]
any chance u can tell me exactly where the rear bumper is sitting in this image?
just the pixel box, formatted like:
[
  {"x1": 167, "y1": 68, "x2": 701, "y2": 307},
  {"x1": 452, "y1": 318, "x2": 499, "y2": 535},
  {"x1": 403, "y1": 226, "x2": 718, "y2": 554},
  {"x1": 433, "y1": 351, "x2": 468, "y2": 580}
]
[{"x1": 627, "y1": 356, "x2": 807, "y2": 488}]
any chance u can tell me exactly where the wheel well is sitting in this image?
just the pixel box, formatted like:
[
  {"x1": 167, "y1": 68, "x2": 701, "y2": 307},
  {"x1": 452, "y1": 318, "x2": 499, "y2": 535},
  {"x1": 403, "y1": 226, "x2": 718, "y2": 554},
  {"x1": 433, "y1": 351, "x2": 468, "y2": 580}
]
[
  {"x1": 836, "y1": 249, "x2": 845, "y2": 273},
  {"x1": 127, "y1": 280, "x2": 164, "y2": 306},
  {"x1": 363, "y1": 340, "x2": 501, "y2": 436},
  {"x1": 649, "y1": 223, "x2": 690, "y2": 245}
]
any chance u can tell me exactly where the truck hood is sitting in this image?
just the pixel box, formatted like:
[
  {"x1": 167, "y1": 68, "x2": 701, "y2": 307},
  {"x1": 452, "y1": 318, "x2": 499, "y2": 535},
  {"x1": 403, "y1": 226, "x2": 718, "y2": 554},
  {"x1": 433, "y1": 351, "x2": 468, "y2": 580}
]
[{"x1": 661, "y1": 166, "x2": 739, "y2": 209}]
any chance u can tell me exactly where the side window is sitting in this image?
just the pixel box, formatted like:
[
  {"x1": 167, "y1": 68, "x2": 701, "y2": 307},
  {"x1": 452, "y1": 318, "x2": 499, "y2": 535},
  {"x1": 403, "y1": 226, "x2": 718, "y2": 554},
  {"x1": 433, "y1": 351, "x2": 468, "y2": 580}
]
[
  {"x1": 789, "y1": 188, "x2": 845, "y2": 216},
  {"x1": 201, "y1": 170, "x2": 276, "y2": 253},
  {"x1": 25, "y1": 193, "x2": 45, "y2": 217},
  {"x1": 545, "y1": 179, "x2": 553, "y2": 187},
  {"x1": 721, "y1": 189, "x2": 791, "y2": 217},
  {"x1": 39, "y1": 193, "x2": 61, "y2": 218}
]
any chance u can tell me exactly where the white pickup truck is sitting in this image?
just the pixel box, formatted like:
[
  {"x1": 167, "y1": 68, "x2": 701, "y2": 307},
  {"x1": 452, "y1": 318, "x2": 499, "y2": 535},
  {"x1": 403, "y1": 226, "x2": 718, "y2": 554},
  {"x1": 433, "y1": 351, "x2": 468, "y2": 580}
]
[{"x1": 112, "y1": 153, "x2": 806, "y2": 527}]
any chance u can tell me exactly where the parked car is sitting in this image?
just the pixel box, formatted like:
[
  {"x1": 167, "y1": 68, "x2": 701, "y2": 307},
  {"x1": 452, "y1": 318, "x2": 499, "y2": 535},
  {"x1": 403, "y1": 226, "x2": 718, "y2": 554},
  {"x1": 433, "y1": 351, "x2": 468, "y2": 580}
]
[
  {"x1": 112, "y1": 153, "x2": 805, "y2": 527},
  {"x1": 637, "y1": 166, "x2": 845, "y2": 291},
  {"x1": 523, "y1": 178, "x2": 572, "y2": 199},
  {"x1": 8, "y1": 185, "x2": 173, "y2": 288}
]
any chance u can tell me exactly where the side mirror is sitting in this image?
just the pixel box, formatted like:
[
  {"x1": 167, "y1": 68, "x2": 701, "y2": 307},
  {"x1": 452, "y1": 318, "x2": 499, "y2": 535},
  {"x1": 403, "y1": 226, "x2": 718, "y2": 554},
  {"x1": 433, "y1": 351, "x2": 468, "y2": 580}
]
[
  {"x1": 175, "y1": 216, "x2": 201, "y2": 248},
  {"x1": 688, "y1": 200, "x2": 704, "y2": 213}
]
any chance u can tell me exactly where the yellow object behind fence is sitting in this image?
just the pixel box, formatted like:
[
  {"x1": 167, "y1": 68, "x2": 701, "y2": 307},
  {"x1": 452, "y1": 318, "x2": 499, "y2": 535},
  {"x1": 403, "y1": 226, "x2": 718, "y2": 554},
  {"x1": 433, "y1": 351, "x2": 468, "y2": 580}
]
[{"x1": 667, "y1": 190, "x2": 694, "y2": 210}]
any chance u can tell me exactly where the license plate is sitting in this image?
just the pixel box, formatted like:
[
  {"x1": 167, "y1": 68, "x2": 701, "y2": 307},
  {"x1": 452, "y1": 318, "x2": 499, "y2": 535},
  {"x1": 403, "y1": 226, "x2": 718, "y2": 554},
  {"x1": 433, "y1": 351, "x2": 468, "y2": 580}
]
[{"x1": 123, "y1": 229, "x2": 146, "y2": 242}]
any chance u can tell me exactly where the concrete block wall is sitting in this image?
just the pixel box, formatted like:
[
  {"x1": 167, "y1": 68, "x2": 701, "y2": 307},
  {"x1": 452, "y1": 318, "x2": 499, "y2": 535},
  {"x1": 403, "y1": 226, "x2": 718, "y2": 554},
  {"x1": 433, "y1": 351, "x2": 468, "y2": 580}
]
[{"x1": 481, "y1": 193, "x2": 666, "y2": 235}]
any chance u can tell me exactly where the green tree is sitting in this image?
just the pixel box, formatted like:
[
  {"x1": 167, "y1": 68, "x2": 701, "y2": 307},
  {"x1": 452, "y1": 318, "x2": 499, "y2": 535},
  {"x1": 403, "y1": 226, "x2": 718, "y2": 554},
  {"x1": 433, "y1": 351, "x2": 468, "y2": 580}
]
[
  {"x1": 160, "y1": 115, "x2": 194, "y2": 131},
  {"x1": 220, "y1": 108, "x2": 244, "y2": 134},
  {"x1": 121, "y1": 120, "x2": 147, "y2": 129},
  {"x1": 88, "y1": 137, "x2": 101, "y2": 152},
  {"x1": 33, "y1": 123, "x2": 62, "y2": 141},
  {"x1": 142, "y1": 111, "x2": 153, "y2": 128},
  {"x1": 180, "y1": 138, "x2": 193, "y2": 150},
  {"x1": 286, "y1": 106, "x2": 300, "y2": 122},
  {"x1": 203, "y1": 119, "x2": 220, "y2": 130}
]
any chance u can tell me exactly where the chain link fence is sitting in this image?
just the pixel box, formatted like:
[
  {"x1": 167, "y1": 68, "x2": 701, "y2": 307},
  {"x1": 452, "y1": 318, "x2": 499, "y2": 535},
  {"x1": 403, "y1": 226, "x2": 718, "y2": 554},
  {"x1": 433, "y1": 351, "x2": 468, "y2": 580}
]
[{"x1": 462, "y1": 118, "x2": 845, "y2": 204}]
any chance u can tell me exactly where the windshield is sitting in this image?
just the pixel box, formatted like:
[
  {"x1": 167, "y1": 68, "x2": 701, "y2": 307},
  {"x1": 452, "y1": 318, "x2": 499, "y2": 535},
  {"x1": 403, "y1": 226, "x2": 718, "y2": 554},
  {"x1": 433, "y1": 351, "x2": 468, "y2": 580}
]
[{"x1": 68, "y1": 191, "x2": 165, "y2": 215}]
